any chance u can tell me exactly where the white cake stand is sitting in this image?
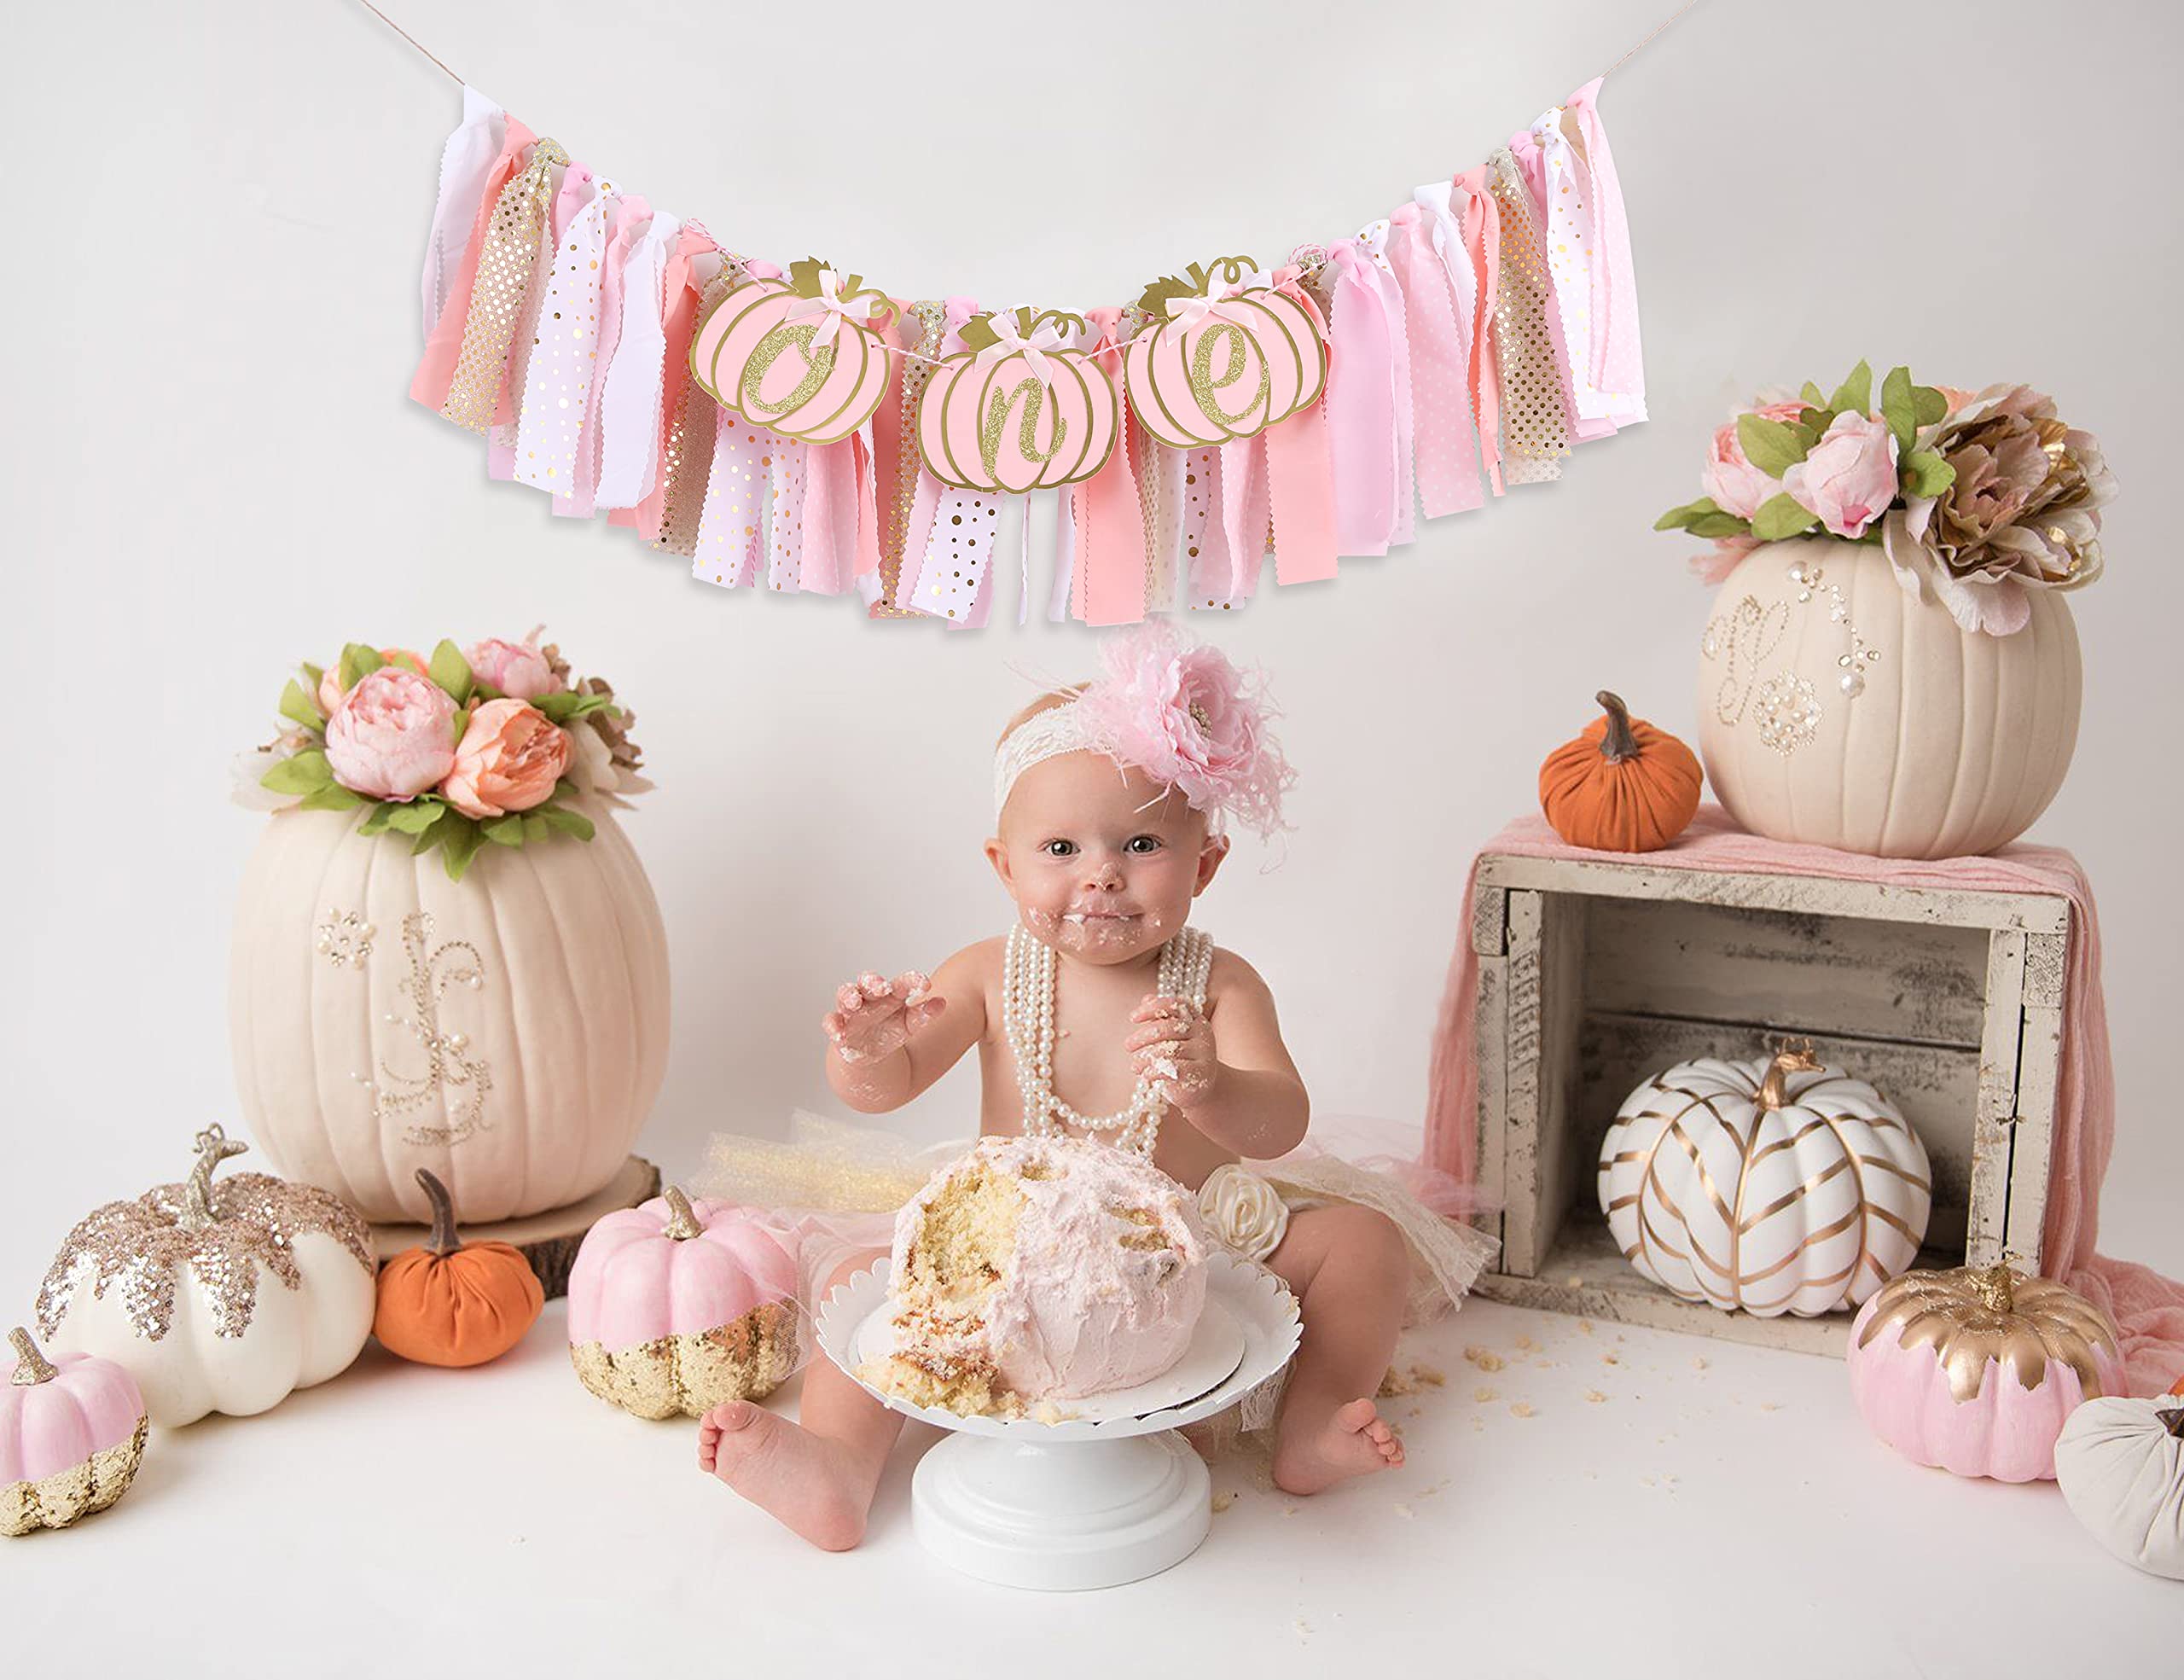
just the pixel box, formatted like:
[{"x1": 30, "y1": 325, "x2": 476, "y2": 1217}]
[{"x1": 815, "y1": 1250, "x2": 1301, "y2": 1591}]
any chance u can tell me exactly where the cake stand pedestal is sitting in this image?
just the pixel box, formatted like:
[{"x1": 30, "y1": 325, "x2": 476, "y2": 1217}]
[{"x1": 816, "y1": 1251, "x2": 1300, "y2": 1592}]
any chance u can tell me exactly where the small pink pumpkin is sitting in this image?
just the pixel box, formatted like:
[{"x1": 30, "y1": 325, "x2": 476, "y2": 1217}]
[
  {"x1": 3, "y1": 1326, "x2": 149, "y2": 1536},
  {"x1": 566, "y1": 1188, "x2": 801, "y2": 1419},
  {"x1": 1846, "y1": 1264, "x2": 2126, "y2": 1483}
]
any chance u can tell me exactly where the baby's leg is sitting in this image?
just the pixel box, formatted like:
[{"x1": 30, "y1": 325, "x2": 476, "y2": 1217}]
[
  {"x1": 1262, "y1": 1204, "x2": 1410, "y2": 1496},
  {"x1": 697, "y1": 1247, "x2": 903, "y2": 1551}
]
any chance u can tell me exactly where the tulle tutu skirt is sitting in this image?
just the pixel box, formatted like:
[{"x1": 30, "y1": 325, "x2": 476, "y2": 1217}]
[{"x1": 692, "y1": 1110, "x2": 1498, "y2": 1447}]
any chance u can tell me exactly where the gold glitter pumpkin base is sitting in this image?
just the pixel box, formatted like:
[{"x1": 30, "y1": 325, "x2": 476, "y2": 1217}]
[
  {"x1": 569, "y1": 1302, "x2": 799, "y2": 1420},
  {"x1": 2, "y1": 1413, "x2": 148, "y2": 1537}
]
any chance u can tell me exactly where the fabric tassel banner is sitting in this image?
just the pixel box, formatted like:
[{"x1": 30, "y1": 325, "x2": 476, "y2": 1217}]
[{"x1": 405, "y1": 73, "x2": 1651, "y2": 631}]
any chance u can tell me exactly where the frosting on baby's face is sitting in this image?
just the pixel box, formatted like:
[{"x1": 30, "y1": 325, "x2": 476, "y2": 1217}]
[{"x1": 985, "y1": 747, "x2": 1228, "y2": 965}]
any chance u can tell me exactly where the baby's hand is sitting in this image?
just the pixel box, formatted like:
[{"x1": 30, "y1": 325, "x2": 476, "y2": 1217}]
[
  {"x1": 1125, "y1": 996, "x2": 1217, "y2": 1111},
  {"x1": 823, "y1": 970, "x2": 944, "y2": 1065}
]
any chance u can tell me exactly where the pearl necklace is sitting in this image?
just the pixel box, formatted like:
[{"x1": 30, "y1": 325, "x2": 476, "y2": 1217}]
[{"x1": 1003, "y1": 922, "x2": 1214, "y2": 1159}]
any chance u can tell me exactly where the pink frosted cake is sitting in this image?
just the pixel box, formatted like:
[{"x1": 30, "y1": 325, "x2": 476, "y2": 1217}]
[{"x1": 863, "y1": 1134, "x2": 1209, "y2": 1416}]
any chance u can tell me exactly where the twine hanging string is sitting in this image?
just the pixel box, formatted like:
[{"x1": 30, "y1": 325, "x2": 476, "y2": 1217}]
[{"x1": 357, "y1": 0, "x2": 1699, "y2": 371}]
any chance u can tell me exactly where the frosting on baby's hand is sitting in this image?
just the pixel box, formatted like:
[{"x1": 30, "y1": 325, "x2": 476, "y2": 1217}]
[{"x1": 823, "y1": 970, "x2": 943, "y2": 1065}]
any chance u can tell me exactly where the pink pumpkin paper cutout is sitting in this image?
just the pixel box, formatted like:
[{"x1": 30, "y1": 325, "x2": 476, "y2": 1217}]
[
  {"x1": 916, "y1": 309, "x2": 1119, "y2": 493},
  {"x1": 1124, "y1": 257, "x2": 1327, "y2": 450},
  {"x1": 689, "y1": 260, "x2": 897, "y2": 445}
]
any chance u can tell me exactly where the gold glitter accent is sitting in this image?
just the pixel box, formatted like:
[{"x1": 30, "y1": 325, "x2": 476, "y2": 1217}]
[
  {"x1": 442, "y1": 139, "x2": 569, "y2": 433},
  {"x1": 741, "y1": 322, "x2": 835, "y2": 419},
  {"x1": 569, "y1": 1301, "x2": 799, "y2": 1419},
  {"x1": 1857, "y1": 1265, "x2": 2122, "y2": 1404},
  {"x1": 978, "y1": 378, "x2": 1069, "y2": 483},
  {"x1": 35, "y1": 1125, "x2": 375, "y2": 1344},
  {"x1": 1, "y1": 1413, "x2": 148, "y2": 1536},
  {"x1": 653, "y1": 267, "x2": 735, "y2": 558},
  {"x1": 876, "y1": 301, "x2": 946, "y2": 615},
  {"x1": 1187, "y1": 322, "x2": 1269, "y2": 432},
  {"x1": 1487, "y1": 148, "x2": 1569, "y2": 484},
  {"x1": 369, "y1": 911, "x2": 494, "y2": 1148}
]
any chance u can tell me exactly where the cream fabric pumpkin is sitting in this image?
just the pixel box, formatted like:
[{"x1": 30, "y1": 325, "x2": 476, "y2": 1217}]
[
  {"x1": 1599, "y1": 1046, "x2": 1932, "y2": 1317},
  {"x1": 2056, "y1": 1396, "x2": 2184, "y2": 1580},
  {"x1": 229, "y1": 793, "x2": 670, "y2": 1224},
  {"x1": 1697, "y1": 538, "x2": 2081, "y2": 858}
]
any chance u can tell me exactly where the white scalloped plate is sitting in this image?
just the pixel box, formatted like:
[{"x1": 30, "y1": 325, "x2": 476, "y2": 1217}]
[{"x1": 817, "y1": 1248, "x2": 1302, "y2": 1442}]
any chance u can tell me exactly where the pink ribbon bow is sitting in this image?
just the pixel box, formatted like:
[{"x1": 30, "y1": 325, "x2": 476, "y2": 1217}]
[
  {"x1": 784, "y1": 267, "x2": 874, "y2": 352},
  {"x1": 973, "y1": 311, "x2": 1069, "y2": 386},
  {"x1": 1164, "y1": 282, "x2": 1258, "y2": 333}
]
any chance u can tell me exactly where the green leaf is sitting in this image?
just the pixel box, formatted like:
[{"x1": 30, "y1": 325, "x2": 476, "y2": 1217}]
[
  {"x1": 261, "y1": 749, "x2": 334, "y2": 793},
  {"x1": 481, "y1": 814, "x2": 527, "y2": 847},
  {"x1": 357, "y1": 802, "x2": 398, "y2": 836},
  {"x1": 439, "y1": 819, "x2": 485, "y2": 881},
  {"x1": 522, "y1": 813, "x2": 553, "y2": 843},
  {"x1": 1687, "y1": 511, "x2": 1753, "y2": 539},
  {"x1": 386, "y1": 799, "x2": 447, "y2": 836},
  {"x1": 1901, "y1": 450, "x2": 1956, "y2": 498},
  {"x1": 449, "y1": 706, "x2": 472, "y2": 747},
  {"x1": 278, "y1": 678, "x2": 322, "y2": 730},
  {"x1": 1653, "y1": 497, "x2": 1723, "y2": 532},
  {"x1": 535, "y1": 691, "x2": 615, "y2": 724},
  {"x1": 299, "y1": 783, "x2": 364, "y2": 811},
  {"x1": 338, "y1": 643, "x2": 387, "y2": 692},
  {"x1": 1828, "y1": 360, "x2": 1873, "y2": 416},
  {"x1": 539, "y1": 805, "x2": 595, "y2": 841},
  {"x1": 1751, "y1": 492, "x2": 1821, "y2": 542},
  {"x1": 411, "y1": 819, "x2": 447, "y2": 856},
  {"x1": 1736, "y1": 413, "x2": 1807, "y2": 478},
  {"x1": 1912, "y1": 384, "x2": 1949, "y2": 426},
  {"x1": 1799, "y1": 381, "x2": 1827, "y2": 407},
  {"x1": 427, "y1": 639, "x2": 473, "y2": 706},
  {"x1": 1880, "y1": 365, "x2": 1918, "y2": 452},
  {"x1": 1791, "y1": 410, "x2": 1827, "y2": 449},
  {"x1": 299, "y1": 660, "x2": 325, "y2": 689}
]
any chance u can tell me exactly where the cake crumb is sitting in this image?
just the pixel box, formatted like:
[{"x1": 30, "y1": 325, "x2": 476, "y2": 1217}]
[
  {"x1": 1413, "y1": 1363, "x2": 1445, "y2": 1387},
  {"x1": 1294, "y1": 1619, "x2": 1311, "y2": 1642},
  {"x1": 1473, "y1": 1386, "x2": 1498, "y2": 1404},
  {"x1": 1033, "y1": 1399, "x2": 1071, "y2": 1425},
  {"x1": 1408, "y1": 1405, "x2": 1422, "y2": 1419},
  {"x1": 1601, "y1": 1352, "x2": 1620, "y2": 1366},
  {"x1": 1463, "y1": 1346, "x2": 1505, "y2": 1372},
  {"x1": 1759, "y1": 1402, "x2": 1781, "y2": 1412},
  {"x1": 1378, "y1": 1365, "x2": 1414, "y2": 1397},
  {"x1": 1690, "y1": 1357, "x2": 1709, "y2": 1372},
  {"x1": 1211, "y1": 1491, "x2": 1237, "y2": 1514},
  {"x1": 1283, "y1": 1503, "x2": 1300, "y2": 1519},
  {"x1": 1514, "y1": 1334, "x2": 1538, "y2": 1352},
  {"x1": 1577, "y1": 1319, "x2": 1595, "y2": 1335},
  {"x1": 1509, "y1": 1402, "x2": 1536, "y2": 1418},
  {"x1": 1392, "y1": 1502, "x2": 1414, "y2": 1519},
  {"x1": 1585, "y1": 1389, "x2": 1607, "y2": 1404}
]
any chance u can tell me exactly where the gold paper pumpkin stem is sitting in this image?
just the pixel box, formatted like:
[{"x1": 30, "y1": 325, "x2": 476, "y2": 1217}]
[
  {"x1": 660, "y1": 1186, "x2": 703, "y2": 1241},
  {"x1": 416, "y1": 1169, "x2": 462, "y2": 1258},
  {"x1": 8, "y1": 1326, "x2": 57, "y2": 1386}
]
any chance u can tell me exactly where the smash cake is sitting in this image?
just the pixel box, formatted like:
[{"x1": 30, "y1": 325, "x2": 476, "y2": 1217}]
[{"x1": 861, "y1": 1134, "x2": 1211, "y2": 1417}]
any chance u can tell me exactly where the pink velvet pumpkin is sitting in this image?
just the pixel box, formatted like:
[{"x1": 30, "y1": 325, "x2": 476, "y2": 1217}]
[
  {"x1": 566, "y1": 1189, "x2": 801, "y2": 1420},
  {"x1": 1845, "y1": 1264, "x2": 2126, "y2": 1483},
  {"x1": 3, "y1": 1327, "x2": 150, "y2": 1536}
]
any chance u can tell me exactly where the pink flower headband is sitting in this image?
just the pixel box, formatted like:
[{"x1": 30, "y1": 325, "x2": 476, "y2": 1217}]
[{"x1": 993, "y1": 622, "x2": 1293, "y2": 840}]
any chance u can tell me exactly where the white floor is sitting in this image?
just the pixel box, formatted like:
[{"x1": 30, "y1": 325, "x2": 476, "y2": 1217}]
[{"x1": 11, "y1": 1293, "x2": 2174, "y2": 1675}]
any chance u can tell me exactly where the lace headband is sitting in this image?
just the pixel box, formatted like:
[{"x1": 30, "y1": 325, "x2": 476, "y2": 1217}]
[{"x1": 990, "y1": 622, "x2": 1293, "y2": 839}]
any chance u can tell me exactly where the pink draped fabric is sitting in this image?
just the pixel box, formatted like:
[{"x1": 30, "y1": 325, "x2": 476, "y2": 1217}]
[
  {"x1": 1450, "y1": 167, "x2": 1503, "y2": 496},
  {"x1": 1321, "y1": 245, "x2": 1397, "y2": 556},
  {"x1": 1564, "y1": 75, "x2": 1645, "y2": 420},
  {"x1": 1422, "y1": 806, "x2": 2184, "y2": 1394},
  {"x1": 1072, "y1": 306, "x2": 1147, "y2": 626},
  {"x1": 409, "y1": 116, "x2": 537, "y2": 411},
  {"x1": 1388, "y1": 202, "x2": 1482, "y2": 518},
  {"x1": 610, "y1": 221, "x2": 717, "y2": 542}
]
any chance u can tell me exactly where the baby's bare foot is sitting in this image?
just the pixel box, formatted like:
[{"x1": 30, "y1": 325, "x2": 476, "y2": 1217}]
[
  {"x1": 697, "y1": 1400, "x2": 876, "y2": 1552},
  {"x1": 1271, "y1": 1397, "x2": 1404, "y2": 1496}
]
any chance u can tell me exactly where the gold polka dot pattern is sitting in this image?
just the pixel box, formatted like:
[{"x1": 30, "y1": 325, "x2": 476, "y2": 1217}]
[
  {"x1": 442, "y1": 138, "x2": 570, "y2": 433},
  {"x1": 1488, "y1": 147, "x2": 1569, "y2": 485}
]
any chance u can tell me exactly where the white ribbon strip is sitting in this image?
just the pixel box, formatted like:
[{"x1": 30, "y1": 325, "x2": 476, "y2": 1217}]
[
  {"x1": 421, "y1": 87, "x2": 505, "y2": 340},
  {"x1": 765, "y1": 440, "x2": 810, "y2": 591},
  {"x1": 909, "y1": 490, "x2": 1004, "y2": 622},
  {"x1": 486, "y1": 206, "x2": 561, "y2": 480},
  {"x1": 1355, "y1": 219, "x2": 1419, "y2": 547},
  {"x1": 595, "y1": 211, "x2": 680, "y2": 508},
  {"x1": 1531, "y1": 107, "x2": 1643, "y2": 426},
  {"x1": 691, "y1": 410, "x2": 764, "y2": 589},
  {"x1": 516, "y1": 176, "x2": 610, "y2": 499}
]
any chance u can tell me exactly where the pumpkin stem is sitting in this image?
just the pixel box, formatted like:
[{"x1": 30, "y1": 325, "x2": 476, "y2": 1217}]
[
  {"x1": 1594, "y1": 691, "x2": 1640, "y2": 764},
  {"x1": 9, "y1": 1327, "x2": 57, "y2": 1386},
  {"x1": 1971, "y1": 1264, "x2": 2018, "y2": 1316},
  {"x1": 2158, "y1": 1407, "x2": 2184, "y2": 1440},
  {"x1": 1757, "y1": 1040, "x2": 1823, "y2": 1110},
  {"x1": 417, "y1": 1169, "x2": 462, "y2": 1257},
  {"x1": 660, "y1": 1186, "x2": 704, "y2": 1241},
  {"x1": 178, "y1": 1124, "x2": 249, "y2": 1231}
]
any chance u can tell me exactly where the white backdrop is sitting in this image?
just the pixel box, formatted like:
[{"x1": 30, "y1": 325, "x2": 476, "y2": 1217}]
[{"x1": 4, "y1": 0, "x2": 2177, "y2": 1299}]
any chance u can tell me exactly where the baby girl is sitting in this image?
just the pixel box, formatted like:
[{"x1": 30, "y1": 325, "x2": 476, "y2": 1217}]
[{"x1": 699, "y1": 625, "x2": 1478, "y2": 1551}]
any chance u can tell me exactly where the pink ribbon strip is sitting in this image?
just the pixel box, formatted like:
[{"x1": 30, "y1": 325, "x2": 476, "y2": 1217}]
[
  {"x1": 1452, "y1": 166, "x2": 1504, "y2": 496},
  {"x1": 1322, "y1": 244, "x2": 1397, "y2": 556},
  {"x1": 410, "y1": 115, "x2": 537, "y2": 411},
  {"x1": 1390, "y1": 199, "x2": 1483, "y2": 517},
  {"x1": 1072, "y1": 308, "x2": 1147, "y2": 625}
]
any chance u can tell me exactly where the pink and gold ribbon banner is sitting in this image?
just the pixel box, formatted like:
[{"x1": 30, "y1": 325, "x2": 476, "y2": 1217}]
[{"x1": 409, "y1": 78, "x2": 1646, "y2": 629}]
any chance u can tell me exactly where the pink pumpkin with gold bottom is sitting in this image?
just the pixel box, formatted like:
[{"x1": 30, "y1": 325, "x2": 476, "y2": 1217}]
[
  {"x1": 1845, "y1": 1264, "x2": 2126, "y2": 1482},
  {"x1": 3, "y1": 1328, "x2": 149, "y2": 1536},
  {"x1": 566, "y1": 1189, "x2": 800, "y2": 1419}
]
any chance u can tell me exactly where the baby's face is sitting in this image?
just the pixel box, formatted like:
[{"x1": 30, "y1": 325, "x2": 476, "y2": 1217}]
[{"x1": 985, "y1": 750, "x2": 1228, "y2": 964}]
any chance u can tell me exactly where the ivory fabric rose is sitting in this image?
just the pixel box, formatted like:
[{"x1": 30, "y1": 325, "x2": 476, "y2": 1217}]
[
  {"x1": 325, "y1": 668, "x2": 458, "y2": 801},
  {"x1": 466, "y1": 630, "x2": 560, "y2": 701},
  {"x1": 440, "y1": 698, "x2": 571, "y2": 819},
  {"x1": 1782, "y1": 410, "x2": 1899, "y2": 538},
  {"x1": 1197, "y1": 1164, "x2": 1291, "y2": 1262},
  {"x1": 1702, "y1": 400, "x2": 1804, "y2": 520},
  {"x1": 317, "y1": 648, "x2": 426, "y2": 717}
]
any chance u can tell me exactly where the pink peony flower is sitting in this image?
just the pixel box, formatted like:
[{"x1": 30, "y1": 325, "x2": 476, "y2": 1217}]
[
  {"x1": 317, "y1": 648, "x2": 427, "y2": 717},
  {"x1": 439, "y1": 698, "x2": 571, "y2": 820},
  {"x1": 466, "y1": 628, "x2": 561, "y2": 701},
  {"x1": 1782, "y1": 410, "x2": 1899, "y2": 538},
  {"x1": 1072, "y1": 621, "x2": 1293, "y2": 839},
  {"x1": 1702, "y1": 400, "x2": 1804, "y2": 520},
  {"x1": 325, "y1": 668, "x2": 458, "y2": 801}
]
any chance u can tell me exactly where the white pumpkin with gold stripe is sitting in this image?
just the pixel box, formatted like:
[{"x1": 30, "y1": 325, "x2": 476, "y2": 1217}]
[{"x1": 1597, "y1": 1045, "x2": 1931, "y2": 1317}]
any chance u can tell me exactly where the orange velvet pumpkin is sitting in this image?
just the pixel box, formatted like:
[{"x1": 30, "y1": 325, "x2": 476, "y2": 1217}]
[
  {"x1": 373, "y1": 1169, "x2": 543, "y2": 1368},
  {"x1": 2170, "y1": 1374, "x2": 2184, "y2": 1398},
  {"x1": 1538, "y1": 690, "x2": 1703, "y2": 853}
]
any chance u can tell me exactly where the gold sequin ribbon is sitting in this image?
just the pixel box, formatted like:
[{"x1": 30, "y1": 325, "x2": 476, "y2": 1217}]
[
  {"x1": 875, "y1": 301, "x2": 947, "y2": 614},
  {"x1": 442, "y1": 138, "x2": 570, "y2": 433},
  {"x1": 1487, "y1": 147, "x2": 1569, "y2": 485},
  {"x1": 653, "y1": 263, "x2": 741, "y2": 556}
]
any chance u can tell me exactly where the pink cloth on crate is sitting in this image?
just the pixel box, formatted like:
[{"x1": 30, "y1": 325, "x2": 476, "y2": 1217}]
[{"x1": 1420, "y1": 805, "x2": 2184, "y2": 1394}]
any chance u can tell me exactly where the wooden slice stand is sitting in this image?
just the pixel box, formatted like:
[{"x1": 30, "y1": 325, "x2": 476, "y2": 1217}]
[{"x1": 368, "y1": 1155, "x2": 661, "y2": 1299}]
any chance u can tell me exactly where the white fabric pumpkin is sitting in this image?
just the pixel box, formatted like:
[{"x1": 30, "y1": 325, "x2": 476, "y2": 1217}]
[
  {"x1": 2055, "y1": 1395, "x2": 2184, "y2": 1580},
  {"x1": 37, "y1": 1127, "x2": 377, "y2": 1427},
  {"x1": 1599, "y1": 1048, "x2": 1932, "y2": 1317},
  {"x1": 229, "y1": 793, "x2": 670, "y2": 1224},
  {"x1": 1697, "y1": 538, "x2": 2081, "y2": 858}
]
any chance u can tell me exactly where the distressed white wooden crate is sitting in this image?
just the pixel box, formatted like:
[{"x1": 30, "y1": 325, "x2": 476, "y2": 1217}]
[{"x1": 1467, "y1": 852, "x2": 2070, "y2": 1355}]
